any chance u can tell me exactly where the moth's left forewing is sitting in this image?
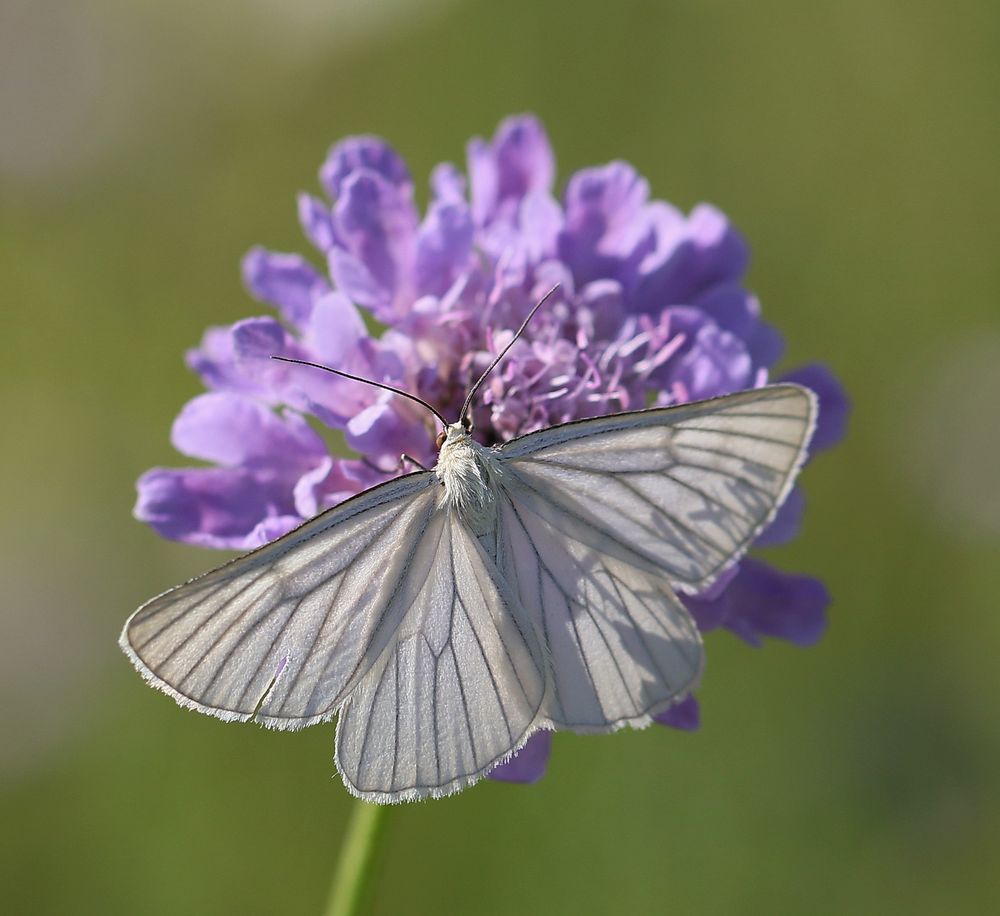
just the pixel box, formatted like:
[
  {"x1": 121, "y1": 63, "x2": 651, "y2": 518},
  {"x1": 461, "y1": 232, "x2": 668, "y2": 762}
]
[
  {"x1": 497, "y1": 384, "x2": 817, "y2": 595},
  {"x1": 119, "y1": 473, "x2": 443, "y2": 729}
]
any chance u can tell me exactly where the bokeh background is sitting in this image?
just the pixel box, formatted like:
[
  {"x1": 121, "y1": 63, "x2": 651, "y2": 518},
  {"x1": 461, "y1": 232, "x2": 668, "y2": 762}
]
[{"x1": 3, "y1": 1, "x2": 998, "y2": 913}]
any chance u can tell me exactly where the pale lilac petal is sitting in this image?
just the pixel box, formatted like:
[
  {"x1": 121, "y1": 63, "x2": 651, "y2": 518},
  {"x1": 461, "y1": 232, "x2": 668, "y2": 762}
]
[
  {"x1": 229, "y1": 316, "x2": 310, "y2": 387},
  {"x1": 689, "y1": 559, "x2": 829, "y2": 648},
  {"x1": 754, "y1": 486, "x2": 805, "y2": 547},
  {"x1": 414, "y1": 198, "x2": 474, "y2": 297},
  {"x1": 320, "y1": 136, "x2": 411, "y2": 199},
  {"x1": 687, "y1": 203, "x2": 750, "y2": 281},
  {"x1": 430, "y1": 162, "x2": 465, "y2": 202},
  {"x1": 467, "y1": 137, "x2": 497, "y2": 227},
  {"x1": 345, "y1": 396, "x2": 436, "y2": 470},
  {"x1": 747, "y1": 319, "x2": 785, "y2": 369},
  {"x1": 683, "y1": 563, "x2": 740, "y2": 633},
  {"x1": 298, "y1": 192, "x2": 336, "y2": 253},
  {"x1": 245, "y1": 514, "x2": 302, "y2": 547},
  {"x1": 698, "y1": 563, "x2": 740, "y2": 602},
  {"x1": 559, "y1": 161, "x2": 651, "y2": 285},
  {"x1": 577, "y1": 279, "x2": 627, "y2": 341},
  {"x1": 654, "y1": 695, "x2": 700, "y2": 731},
  {"x1": 327, "y1": 247, "x2": 384, "y2": 313},
  {"x1": 293, "y1": 457, "x2": 383, "y2": 518},
  {"x1": 241, "y1": 247, "x2": 329, "y2": 327},
  {"x1": 684, "y1": 592, "x2": 729, "y2": 634},
  {"x1": 232, "y1": 314, "x2": 293, "y2": 356},
  {"x1": 134, "y1": 467, "x2": 294, "y2": 550},
  {"x1": 330, "y1": 170, "x2": 417, "y2": 319},
  {"x1": 469, "y1": 114, "x2": 555, "y2": 224},
  {"x1": 780, "y1": 363, "x2": 849, "y2": 451},
  {"x1": 293, "y1": 456, "x2": 335, "y2": 518},
  {"x1": 186, "y1": 325, "x2": 266, "y2": 396},
  {"x1": 487, "y1": 731, "x2": 552, "y2": 784},
  {"x1": 303, "y1": 291, "x2": 369, "y2": 366},
  {"x1": 691, "y1": 284, "x2": 783, "y2": 367},
  {"x1": 493, "y1": 115, "x2": 555, "y2": 202},
  {"x1": 671, "y1": 322, "x2": 753, "y2": 400},
  {"x1": 170, "y1": 392, "x2": 324, "y2": 471},
  {"x1": 231, "y1": 317, "x2": 356, "y2": 426},
  {"x1": 633, "y1": 204, "x2": 749, "y2": 313},
  {"x1": 518, "y1": 191, "x2": 563, "y2": 262}
]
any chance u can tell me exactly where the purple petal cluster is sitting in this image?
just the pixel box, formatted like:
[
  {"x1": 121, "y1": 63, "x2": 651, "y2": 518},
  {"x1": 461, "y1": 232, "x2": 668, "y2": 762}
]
[{"x1": 136, "y1": 115, "x2": 848, "y2": 785}]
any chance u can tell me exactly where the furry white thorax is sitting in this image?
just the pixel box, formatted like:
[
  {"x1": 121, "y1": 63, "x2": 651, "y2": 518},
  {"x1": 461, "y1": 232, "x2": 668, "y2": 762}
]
[{"x1": 435, "y1": 423, "x2": 502, "y2": 533}]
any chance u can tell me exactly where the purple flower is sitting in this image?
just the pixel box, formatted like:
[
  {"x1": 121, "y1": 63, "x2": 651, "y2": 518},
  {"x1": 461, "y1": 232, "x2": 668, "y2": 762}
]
[{"x1": 137, "y1": 115, "x2": 848, "y2": 784}]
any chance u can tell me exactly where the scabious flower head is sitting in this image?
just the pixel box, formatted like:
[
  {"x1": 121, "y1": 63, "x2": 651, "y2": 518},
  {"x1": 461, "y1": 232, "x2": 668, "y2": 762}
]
[{"x1": 136, "y1": 115, "x2": 848, "y2": 783}]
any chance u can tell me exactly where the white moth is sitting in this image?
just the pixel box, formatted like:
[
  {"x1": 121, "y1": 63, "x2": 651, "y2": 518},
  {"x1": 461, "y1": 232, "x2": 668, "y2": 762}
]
[{"x1": 120, "y1": 294, "x2": 817, "y2": 804}]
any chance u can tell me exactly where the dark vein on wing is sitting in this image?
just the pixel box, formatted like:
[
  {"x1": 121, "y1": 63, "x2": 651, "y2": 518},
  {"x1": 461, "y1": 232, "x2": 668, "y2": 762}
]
[
  {"x1": 678, "y1": 425, "x2": 801, "y2": 447},
  {"x1": 504, "y1": 468, "x2": 673, "y2": 576},
  {"x1": 671, "y1": 442, "x2": 787, "y2": 475},
  {"x1": 445, "y1": 527, "x2": 479, "y2": 770},
  {"x1": 462, "y1": 524, "x2": 535, "y2": 709},
  {"x1": 499, "y1": 497, "x2": 562, "y2": 718},
  {"x1": 505, "y1": 499, "x2": 606, "y2": 721},
  {"x1": 451, "y1": 538, "x2": 514, "y2": 746},
  {"x1": 177, "y1": 509, "x2": 396, "y2": 699},
  {"x1": 305, "y1": 497, "x2": 439, "y2": 716},
  {"x1": 134, "y1": 569, "x2": 267, "y2": 654},
  {"x1": 600, "y1": 568, "x2": 675, "y2": 693}
]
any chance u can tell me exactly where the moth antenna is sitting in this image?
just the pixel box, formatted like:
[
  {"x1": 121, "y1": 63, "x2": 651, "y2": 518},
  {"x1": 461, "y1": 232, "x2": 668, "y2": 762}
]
[
  {"x1": 460, "y1": 284, "x2": 560, "y2": 427},
  {"x1": 270, "y1": 356, "x2": 449, "y2": 430}
]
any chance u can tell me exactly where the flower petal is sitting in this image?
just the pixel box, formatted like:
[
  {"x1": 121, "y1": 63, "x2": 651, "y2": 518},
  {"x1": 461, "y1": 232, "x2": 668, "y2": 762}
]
[
  {"x1": 518, "y1": 191, "x2": 563, "y2": 263},
  {"x1": 754, "y1": 486, "x2": 805, "y2": 547},
  {"x1": 634, "y1": 204, "x2": 749, "y2": 313},
  {"x1": 298, "y1": 192, "x2": 336, "y2": 254},
  {"x1": 671, "y1": 320, "x2": 753, "y2": 400},
  {"x1": 170, "y1": 392, "x2": 324, "y2": 471},
  {"x1": 780, "y1": 363, "x2": 850, "y2": 451},
  {"x1": 345, "y1": 395, "x2": 436, "y2": 470},
  {"x1": 682, "y1": 563, "x2": 740, "y2": 632},
  {"x1": 134, "y1": 467, "x2": 296, "y2": 550},
  {"x1": 469, "y1": 114, "x2": 555, "y2": 225},
  {"x1": 687, "y1": 558, "x2": 829, "y2": 648},
  {"x1": 231, "y1": 317, "x2": 363, "y2": 428},
  {"x1": 487, "y1": 731, "x2": 552, "y2": 784},
  {"x1": 292, "y1": 456, "x2": 383, "y2": 519},
  {"x1": 414, "y1": 198, "x2": 474, "y2": 297},
  {"x1": 654, "y1": 695, "x2": 700, "y2": 731},
  {"x1": 319, "y1": 136, "x2": 411, "y2": 199},
  {"x1": 186, "y1": 325, "x2": 267, "y2": 397},
  {"x1": 329, "y1": 170, "x2": 418, "y2": 320},
  {"x1": 303, "y1": 291, "x2": 369, "y2": 366},
  {"x1": 430, "y1": 162, "x2": 466, "y2": 202},
  {"x1": 559, "y1": 161, "x2": 652, "y2": 285},
  {"x1": 241, "y1": 246, "x2": 329, "y2": 328},
  {"x1": 692, "y1": 284, "x2": 784, "y2": 368},
  {"x1": 247, "y1": 514, "x2": 302, "y2": 547}
]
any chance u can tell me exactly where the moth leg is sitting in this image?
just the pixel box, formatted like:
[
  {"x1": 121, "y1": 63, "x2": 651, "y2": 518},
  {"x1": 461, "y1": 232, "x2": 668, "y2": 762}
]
[{"x1": 400, "y1": 453, "x2": 429, "y2": 472}]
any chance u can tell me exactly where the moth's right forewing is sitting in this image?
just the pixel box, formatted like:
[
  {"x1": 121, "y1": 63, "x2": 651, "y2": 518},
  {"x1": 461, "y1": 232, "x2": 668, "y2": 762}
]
[{"x1": 120, "y1": 473, "x2": 441, "y2": 729}]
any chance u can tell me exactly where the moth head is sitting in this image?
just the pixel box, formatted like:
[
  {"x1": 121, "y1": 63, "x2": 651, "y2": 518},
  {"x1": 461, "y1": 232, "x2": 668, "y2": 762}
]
[{"x1": 438, "y1": 422, "x2": 471, "y2": 451}]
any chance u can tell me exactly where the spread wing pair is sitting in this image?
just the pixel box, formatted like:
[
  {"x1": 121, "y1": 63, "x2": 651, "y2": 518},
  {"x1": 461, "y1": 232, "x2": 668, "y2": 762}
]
[{"x1": 121, "y1": 384, "x2": 816, "y2": 802}]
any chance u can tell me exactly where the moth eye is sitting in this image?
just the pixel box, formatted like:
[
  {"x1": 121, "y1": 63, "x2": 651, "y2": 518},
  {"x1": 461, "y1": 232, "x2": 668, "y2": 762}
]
[{"x1": 435, "y1": 430, "x2": 447, "y2": 449}]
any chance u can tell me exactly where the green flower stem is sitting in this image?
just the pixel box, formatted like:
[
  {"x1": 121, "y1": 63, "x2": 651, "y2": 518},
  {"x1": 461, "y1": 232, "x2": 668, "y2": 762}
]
[{"x1": 324, "y1": 801, "x2": 391, "y2": 916}]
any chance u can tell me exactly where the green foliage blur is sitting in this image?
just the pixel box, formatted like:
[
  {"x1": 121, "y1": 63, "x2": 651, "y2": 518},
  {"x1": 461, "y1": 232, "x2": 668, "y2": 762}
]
[{"x1": 3, "y1": 1, "x2": 998, "y2": 913}]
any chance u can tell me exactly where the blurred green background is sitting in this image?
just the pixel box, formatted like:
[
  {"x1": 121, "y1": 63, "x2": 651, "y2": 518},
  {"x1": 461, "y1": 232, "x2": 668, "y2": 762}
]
[{"x1": 3, "y1": 1, "x2": 998, "y2": 913}]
